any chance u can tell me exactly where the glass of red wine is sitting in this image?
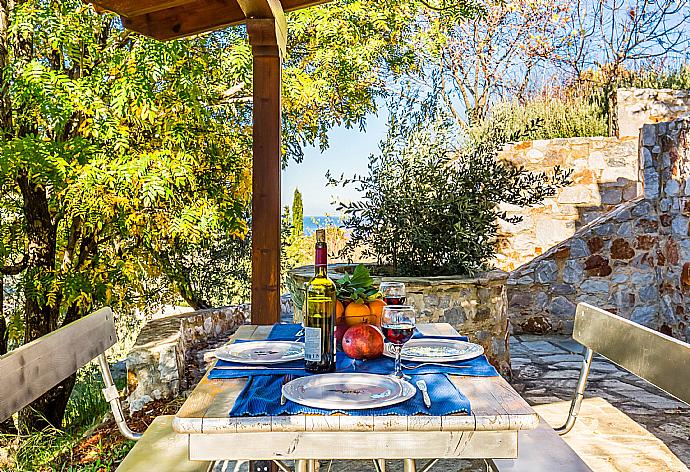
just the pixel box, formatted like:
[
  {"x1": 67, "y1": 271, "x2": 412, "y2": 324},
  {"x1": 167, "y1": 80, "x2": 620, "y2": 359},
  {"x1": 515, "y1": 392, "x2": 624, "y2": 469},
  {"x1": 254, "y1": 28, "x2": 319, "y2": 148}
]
[
  {"x1": 380, "y1": 282, "x2": 406, "y2": 306},
  {"x1": 381, "y1": 305, "x2": 416, "y2": 379}
]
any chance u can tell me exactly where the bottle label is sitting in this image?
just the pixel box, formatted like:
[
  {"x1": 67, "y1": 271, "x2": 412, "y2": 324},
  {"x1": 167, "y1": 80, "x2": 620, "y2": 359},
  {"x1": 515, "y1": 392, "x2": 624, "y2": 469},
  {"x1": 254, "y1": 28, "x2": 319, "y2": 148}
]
[{"x1": 304, "y1": 327, "x2": 322, "y2": 362}]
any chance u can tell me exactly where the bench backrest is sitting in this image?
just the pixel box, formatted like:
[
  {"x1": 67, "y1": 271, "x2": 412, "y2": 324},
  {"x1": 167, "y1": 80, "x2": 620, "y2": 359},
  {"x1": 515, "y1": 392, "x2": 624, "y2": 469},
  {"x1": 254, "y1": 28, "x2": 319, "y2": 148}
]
[
  {"x1": 0, "y1": 307, "x2": 116, "y2": 422},
  {"x1": 573, "y1": 303, "x2": 690, "y2": 405}
]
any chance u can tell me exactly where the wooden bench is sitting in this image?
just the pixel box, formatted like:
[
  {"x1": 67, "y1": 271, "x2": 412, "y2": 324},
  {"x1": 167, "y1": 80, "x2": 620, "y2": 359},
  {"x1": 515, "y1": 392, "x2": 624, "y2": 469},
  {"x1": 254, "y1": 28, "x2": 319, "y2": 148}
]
[
  {"x1": 490, "y1": 303, "x2": 690, "y2": 471},
  {"x1": 0, "y1": 307, "x2": 212, "y2": 472}
]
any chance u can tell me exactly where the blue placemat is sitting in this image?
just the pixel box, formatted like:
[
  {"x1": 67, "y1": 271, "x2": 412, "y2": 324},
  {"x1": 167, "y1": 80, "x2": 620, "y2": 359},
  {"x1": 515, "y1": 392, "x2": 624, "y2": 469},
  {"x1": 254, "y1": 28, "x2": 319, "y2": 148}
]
[
  {"x1": 264, "y1": 323, "x2": 304, "y2": 341},
  {"x1": 229, "y1": 372, "x2": 469, "y2": 417}
]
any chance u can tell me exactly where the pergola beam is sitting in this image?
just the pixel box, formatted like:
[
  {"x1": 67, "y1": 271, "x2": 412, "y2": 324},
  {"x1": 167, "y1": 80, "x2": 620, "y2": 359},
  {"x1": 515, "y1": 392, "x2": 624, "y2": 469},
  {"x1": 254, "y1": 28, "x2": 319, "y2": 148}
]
[
  {"x1": 237, "y1": 0, "x2": 287, "y2": 53},
  {"x1": 120, "y1": 0, "x2": 246, "y2": 41}
]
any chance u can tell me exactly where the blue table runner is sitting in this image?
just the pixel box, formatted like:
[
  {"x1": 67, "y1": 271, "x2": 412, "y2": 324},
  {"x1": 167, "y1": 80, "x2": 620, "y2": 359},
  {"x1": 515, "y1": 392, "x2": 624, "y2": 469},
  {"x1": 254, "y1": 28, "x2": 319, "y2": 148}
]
[
  {"x1": 210, "y1": 323, "x2": 498, "y2": 417},
  {"x1": 209, "y1": 323, "x2": 498, "y2": 378}
]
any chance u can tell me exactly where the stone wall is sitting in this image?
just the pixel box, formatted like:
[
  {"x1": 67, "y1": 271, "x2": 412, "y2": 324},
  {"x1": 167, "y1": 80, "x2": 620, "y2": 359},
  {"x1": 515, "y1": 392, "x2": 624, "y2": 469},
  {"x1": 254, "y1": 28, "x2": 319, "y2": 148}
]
[
  {"x1": 126, "y1": 305, "x2": 248, "y2": 412},
  {"x1": 617, "y1": 88, "x2": 690, "y2": 138},
  {"x1": 508, "y1": 119, "x2": 690, "y2": 342},
  {"x1": 288, "y1": 265, "x2": 511, "y2": 376},
  {"x1": 496, "y1": 136, "x2": 640, "y2": 271}
]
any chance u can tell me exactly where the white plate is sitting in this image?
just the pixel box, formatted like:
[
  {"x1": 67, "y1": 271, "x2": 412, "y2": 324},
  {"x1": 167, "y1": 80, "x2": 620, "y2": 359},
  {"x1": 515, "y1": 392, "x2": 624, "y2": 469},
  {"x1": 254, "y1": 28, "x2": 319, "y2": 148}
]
[
  {"x1": 215, "y1": 341, "x2": 304, "y2": 364},
  {"x1": 282, "y1": 373, "x2": 416, "y2": 410},
  {"x1": 384, "y1": 338, "x2": 484, "y2": 362}
]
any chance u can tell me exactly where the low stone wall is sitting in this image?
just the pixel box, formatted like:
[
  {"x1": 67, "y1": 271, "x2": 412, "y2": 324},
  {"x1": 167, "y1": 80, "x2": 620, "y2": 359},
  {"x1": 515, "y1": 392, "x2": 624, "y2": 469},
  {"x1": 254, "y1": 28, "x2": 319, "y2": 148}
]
[
  {"x1": 288, "y1": 265, "x2": 511, "y2": 376},
  {"x1": 617, "y1": 88, "x2": 690, "y2": 138},
  {"x1": 508, "y1": 119, "x2": 690, "y2": 342},
  {"x1": 496, "y1": 136, "x2": 640, "y2": 271},
  {"x1": 126, "y1": 305, "x2": 248, "y2": 412}
]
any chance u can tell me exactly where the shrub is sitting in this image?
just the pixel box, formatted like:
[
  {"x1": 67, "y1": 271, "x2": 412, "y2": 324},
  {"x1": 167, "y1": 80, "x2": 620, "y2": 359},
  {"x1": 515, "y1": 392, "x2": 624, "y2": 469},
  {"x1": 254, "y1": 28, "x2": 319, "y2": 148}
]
[
  {"x1": 470, "y1": 93, "x2": 608, "y2": 143},
  {"x1": 329, "y1": 110, "x2": 571, "y2": 277}
]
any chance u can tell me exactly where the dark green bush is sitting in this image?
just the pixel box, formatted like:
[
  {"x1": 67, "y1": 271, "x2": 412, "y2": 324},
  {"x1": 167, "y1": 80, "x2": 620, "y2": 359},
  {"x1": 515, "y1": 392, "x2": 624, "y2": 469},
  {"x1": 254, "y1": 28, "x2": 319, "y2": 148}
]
[{"x1": 329, "y1": 108, "x2": 571, "y2": 277}]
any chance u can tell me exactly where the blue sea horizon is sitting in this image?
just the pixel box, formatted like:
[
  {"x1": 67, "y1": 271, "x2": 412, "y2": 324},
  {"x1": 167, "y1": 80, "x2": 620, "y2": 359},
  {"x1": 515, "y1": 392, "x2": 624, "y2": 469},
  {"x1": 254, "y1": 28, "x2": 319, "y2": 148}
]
[{"x1": 302, "y1": 215, "x2": 342, "y2": 235}]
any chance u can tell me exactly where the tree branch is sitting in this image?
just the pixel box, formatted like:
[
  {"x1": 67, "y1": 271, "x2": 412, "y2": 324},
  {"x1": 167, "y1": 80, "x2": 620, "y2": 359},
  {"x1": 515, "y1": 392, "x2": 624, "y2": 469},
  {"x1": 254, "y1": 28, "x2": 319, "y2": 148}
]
[{"x1": 1, "y1": 254, "x2": 27, "y2": 275}]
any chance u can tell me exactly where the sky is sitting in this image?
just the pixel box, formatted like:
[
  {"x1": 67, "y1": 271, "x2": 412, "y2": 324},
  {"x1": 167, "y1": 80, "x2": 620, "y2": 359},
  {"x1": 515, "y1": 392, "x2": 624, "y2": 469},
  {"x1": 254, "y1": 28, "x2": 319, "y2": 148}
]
[{"x1": 281, "y1": 109, "x2": 389, "y2": 215}]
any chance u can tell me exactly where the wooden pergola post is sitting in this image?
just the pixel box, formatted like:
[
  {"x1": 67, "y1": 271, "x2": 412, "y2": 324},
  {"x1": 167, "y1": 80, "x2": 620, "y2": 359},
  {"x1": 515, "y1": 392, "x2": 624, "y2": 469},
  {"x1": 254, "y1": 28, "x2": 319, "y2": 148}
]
[
  {"x1": 91, "y1": 0, "x2": 298, "y2": 328},
  {"x1": 247, "y1": 18, "x2": 283, "y2": 325}
]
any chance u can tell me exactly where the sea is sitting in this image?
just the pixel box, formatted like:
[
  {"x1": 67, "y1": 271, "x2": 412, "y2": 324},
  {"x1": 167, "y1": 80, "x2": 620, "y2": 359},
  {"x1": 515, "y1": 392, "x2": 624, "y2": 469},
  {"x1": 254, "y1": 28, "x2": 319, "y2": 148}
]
[{"x1": 302, "y1": 216, "x2": 343, "y2": 235}]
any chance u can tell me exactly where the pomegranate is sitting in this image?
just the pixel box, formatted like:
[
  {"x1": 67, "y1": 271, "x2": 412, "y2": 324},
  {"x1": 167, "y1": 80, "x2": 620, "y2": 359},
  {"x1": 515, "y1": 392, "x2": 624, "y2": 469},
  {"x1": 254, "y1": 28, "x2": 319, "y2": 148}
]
[{"x1": 342, "y1": 324, "x2": 384, "y2": 360}]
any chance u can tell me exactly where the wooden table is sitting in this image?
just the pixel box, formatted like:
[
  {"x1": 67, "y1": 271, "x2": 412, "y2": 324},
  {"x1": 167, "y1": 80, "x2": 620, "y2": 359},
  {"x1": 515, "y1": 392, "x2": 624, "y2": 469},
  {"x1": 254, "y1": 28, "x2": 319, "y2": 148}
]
[{"x1": 173, "y1": 323, "x2": 539, "y2": 469}]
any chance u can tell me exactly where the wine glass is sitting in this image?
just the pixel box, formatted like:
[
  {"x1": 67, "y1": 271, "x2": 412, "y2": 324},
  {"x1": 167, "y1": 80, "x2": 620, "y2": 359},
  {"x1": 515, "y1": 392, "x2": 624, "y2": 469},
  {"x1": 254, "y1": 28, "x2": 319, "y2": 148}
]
[
  {"x1": 381, "y1": 305, "x2": 416, "y2": 379},
  {"x1": 380, "y1": 281, "x2": 406, "y2": 305}
]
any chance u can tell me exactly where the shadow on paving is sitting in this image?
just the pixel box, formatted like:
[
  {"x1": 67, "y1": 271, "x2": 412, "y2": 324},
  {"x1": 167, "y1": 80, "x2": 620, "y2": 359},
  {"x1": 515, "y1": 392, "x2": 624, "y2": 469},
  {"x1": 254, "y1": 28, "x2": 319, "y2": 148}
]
[{"x1": 509, "y1": 334, "x2": 690, "y2": 469}]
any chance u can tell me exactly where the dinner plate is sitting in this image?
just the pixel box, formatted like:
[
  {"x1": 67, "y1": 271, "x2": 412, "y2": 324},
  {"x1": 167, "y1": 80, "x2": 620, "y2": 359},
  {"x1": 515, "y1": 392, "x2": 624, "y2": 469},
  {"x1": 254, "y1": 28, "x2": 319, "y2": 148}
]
[
  {"x1": 384, "y1": 338, "x2": 484, "y2": 362},
  {"x1": 214, "y1": 341, "x2": 304, "y2": 364},
  {"x1": 282, "y1": 373, "x2": 416, "y2": 410}
]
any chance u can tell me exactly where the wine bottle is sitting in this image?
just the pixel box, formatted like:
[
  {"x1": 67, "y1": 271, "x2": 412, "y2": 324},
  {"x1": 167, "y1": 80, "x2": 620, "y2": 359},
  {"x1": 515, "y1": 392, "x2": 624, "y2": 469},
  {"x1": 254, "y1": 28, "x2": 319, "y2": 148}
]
[{"x1": 304, "y1": 229, "x2": 337, "y2": 373}]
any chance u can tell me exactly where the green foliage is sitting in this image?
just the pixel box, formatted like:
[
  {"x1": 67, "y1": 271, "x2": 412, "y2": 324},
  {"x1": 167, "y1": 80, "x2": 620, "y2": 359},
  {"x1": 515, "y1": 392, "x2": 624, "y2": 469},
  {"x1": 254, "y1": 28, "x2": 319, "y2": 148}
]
[
  {"x1": 330, "y1": 107, "x2": 572, "y2": 277},
  {"x1": 62, "y1": 364, "x2": 112, "y2": 431},
  {"x1": 0, "y1": 363, "x2": 131, "y2": 471},
  {"x1": 0, "y1": 0, "x2": 432, "y2": 424},
  {"x1": 619, "y1": 64, "x2": 690, "y2": 90},
  {"x1": 334, "y1": 264, "x2": 379, "y2": 303},
  {"x1": 471, "y1": 92, "x2": 608, "y2": 143},
  {"x1": 283, "y1": 0, "x2": 424, "y2": 156},
  {"x1": 292, "y1": 188, "x2": 304, "y2": 238},
  {"x1": 471, "y1": 62, "x2": 690, "y2": 144}
]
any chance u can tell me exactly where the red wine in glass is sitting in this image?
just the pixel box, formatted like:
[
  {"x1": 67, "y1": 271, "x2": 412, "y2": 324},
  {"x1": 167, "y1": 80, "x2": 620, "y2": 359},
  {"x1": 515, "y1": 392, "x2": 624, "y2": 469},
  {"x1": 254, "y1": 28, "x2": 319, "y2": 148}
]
[
  {"x1": 383, "y1": 296, "x2": 406, "y2": 305},
  {"x1": 382, "y1": 323, "x2": 415, "y2": 345}
]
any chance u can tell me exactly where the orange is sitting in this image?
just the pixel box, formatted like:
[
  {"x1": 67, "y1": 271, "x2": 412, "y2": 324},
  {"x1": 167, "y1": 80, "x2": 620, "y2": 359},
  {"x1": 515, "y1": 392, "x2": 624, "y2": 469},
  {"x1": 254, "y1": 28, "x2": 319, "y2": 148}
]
[
  {"x1": 367, "y1": 299, "x2": 386, "y2": 326},
  {"x1": 335, "y1": 300, "x2": 345, "y2": 321},
  {"x1": 343, "y1": 301, "x2": 372, "y2": 327}
]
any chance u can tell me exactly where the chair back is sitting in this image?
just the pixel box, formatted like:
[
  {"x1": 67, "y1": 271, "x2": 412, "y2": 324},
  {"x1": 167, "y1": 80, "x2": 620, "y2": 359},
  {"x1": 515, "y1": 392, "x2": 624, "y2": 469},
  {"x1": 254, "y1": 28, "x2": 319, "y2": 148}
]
[
  {"x1": 573, "y1": 303, "x2": 690, "y2": 405},
  {"x1": 0, "y1": 307, "x2": 116, "y2": 422}
]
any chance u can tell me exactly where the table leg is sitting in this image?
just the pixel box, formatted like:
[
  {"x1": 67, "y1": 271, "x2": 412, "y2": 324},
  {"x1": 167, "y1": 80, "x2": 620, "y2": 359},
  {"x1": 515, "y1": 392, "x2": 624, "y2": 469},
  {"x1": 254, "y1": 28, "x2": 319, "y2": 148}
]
[
  {"x1": 373, "y1": 459, "x2": 386, "y2": 472},
  {"x1": 403, "y1": 459, "x2": 417, "y2": 472},
  {"x1": 294, "y1": 460, "x2": 318, "y2": 472}
]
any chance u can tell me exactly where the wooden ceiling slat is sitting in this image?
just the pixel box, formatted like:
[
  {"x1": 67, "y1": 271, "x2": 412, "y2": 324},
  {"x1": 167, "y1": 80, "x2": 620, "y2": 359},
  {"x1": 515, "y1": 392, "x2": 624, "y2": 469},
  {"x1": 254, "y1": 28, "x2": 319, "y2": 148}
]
[
  {"x1": 89, "y1": 0, "x2": 330, "y2": 41},
  {"x1": 279, "y1": 0, "x2": 329, "y2": 12},
  {"x1": 120, "y1": 0, "x2": 246, "y2": 40},
  {"x1": 88, "y1": 0, "x2": 197, "y2": 17}
]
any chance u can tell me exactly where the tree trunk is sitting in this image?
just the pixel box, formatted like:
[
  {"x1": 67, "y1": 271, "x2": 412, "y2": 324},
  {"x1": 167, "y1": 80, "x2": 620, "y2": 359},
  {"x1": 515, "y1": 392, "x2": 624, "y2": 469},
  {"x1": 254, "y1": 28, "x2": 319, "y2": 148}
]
[
  {"x1": 152, "y1": 249, "x2": 213, "y2": 310},
  {"x1": 608, "y1": 84, "x2": 618, "y2": 137},
  {"x1": 0, "y1": 277, "x2": 6, "y2": 356},
  {"x1": 16, "y1": 172, "x2": 71, "y2": 431},
  {"x1": 178, "y1": 280, "x2": 212, "y2": 311},
  {"x1": 0, "y1": 282, "x2": 19, "y2": 435},
  {"x1": 0, "y1": 0, "x2": 12, "y2": 133}
]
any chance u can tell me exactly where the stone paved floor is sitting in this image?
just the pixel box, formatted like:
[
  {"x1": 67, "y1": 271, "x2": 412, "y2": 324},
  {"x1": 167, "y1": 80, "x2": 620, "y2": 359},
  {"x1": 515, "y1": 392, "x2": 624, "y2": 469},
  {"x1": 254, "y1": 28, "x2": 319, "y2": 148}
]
[
  {"x1": 510, "y1": 334, "x2": 690, "y2": 467},
  {"x1": 213, "y1": 335, "x2": 690, "y2": 472}
]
